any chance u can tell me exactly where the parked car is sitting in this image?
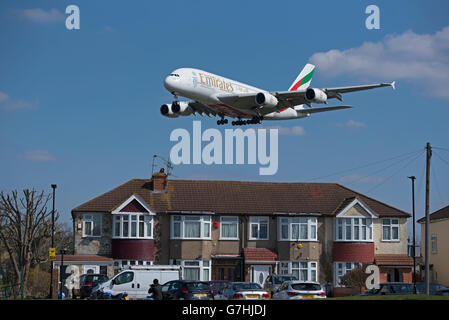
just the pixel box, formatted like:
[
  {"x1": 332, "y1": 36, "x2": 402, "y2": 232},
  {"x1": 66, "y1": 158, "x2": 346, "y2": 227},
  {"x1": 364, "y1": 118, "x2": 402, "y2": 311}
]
[
  {"x1": 354, "y1": 282, "x2": 449, "y2": 296},
  {"x1": 161, "y1": 280, "x2": 214, "y2": 300},
  {"x1": 272, "y1": 281, "x2": 326, "y2": 299},
  {"x1": 75, "y1": 274, "x2": 109, "y2": 299},
  {"x1": 263, "y1": 274, "x2": 297, "y2": 297},
  {"x1": 220, "y1": 282, "x2": 270, "y2": 300},
  {"x1": 207, "y1": 280, "x2": 230, "y2": 297},
  {"x1": 354, "y1": 282, "x2": 413, "y2": 296}
]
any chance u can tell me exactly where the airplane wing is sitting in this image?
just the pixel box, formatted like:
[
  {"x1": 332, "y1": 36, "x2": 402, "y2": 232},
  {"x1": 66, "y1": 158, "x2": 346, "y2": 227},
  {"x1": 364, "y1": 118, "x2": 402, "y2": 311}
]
[
  {"x1": 188, "y1": 101, "x2": 218, "y2": 117},
  {"x1": 216, "y1": 81, "x2": 395, "y2": 110},
  {"x1": 296, "y1": 105, "x2": 352, "y2": 114}
]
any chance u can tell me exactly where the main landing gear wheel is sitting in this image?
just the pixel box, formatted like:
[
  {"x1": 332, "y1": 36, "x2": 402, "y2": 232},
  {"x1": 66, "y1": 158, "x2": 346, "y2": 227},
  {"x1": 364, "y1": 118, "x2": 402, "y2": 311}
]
[
  {"x1": 217, "y1": 119, "x2": 228, "y2": 125},
  {"x1": 231, "y1": 116, "x2": 263, "y2": 126}
]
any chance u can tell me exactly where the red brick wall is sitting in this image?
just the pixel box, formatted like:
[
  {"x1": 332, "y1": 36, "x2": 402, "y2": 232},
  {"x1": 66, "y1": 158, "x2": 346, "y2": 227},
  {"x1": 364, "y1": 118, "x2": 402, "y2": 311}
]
[{"x1": 333, "y1": 243, "x2": 375, "y2": 263}]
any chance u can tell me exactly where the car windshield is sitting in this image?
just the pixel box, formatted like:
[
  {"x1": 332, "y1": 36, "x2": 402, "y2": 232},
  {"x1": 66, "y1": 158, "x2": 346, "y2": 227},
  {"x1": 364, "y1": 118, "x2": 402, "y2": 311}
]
[
  {"x1": 273, "y1": 276, "x2": 296, "y2": 284},
  {"x1": 185, "y1": 282, "x2": 211, "y2": 291},
  {"x1": 233, "y1": 283, "x2": 262, "y2": 291},
  {"x1": 291, "y1": 283, "x2": 322, "y2": 291}
]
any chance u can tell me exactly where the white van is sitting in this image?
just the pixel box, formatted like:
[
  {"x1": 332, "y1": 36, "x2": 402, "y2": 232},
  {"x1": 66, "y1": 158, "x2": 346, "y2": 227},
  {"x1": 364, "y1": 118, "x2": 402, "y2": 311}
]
[{"x1": 94, "y1": 265, "x2": 182, "y2": 299}]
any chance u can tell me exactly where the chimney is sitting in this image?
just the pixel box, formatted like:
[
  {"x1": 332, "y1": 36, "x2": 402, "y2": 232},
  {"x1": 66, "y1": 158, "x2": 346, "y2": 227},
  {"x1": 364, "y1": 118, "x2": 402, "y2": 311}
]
[{"x1": 152, "y1": 168, "x2": 167, "y2": 191}]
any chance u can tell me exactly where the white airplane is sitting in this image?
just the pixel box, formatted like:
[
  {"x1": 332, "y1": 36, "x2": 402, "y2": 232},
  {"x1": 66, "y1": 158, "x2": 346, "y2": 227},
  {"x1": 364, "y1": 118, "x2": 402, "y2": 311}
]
[{"x1": 161, "y1": 64, "x2": 395, "y2": 126}]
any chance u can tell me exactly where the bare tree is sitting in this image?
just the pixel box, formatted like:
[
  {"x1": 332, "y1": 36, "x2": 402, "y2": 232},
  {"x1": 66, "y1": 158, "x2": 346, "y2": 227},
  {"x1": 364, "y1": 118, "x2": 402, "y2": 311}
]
[{"x1": 0, "y1": 189, "x2": 56, "y2": 288}]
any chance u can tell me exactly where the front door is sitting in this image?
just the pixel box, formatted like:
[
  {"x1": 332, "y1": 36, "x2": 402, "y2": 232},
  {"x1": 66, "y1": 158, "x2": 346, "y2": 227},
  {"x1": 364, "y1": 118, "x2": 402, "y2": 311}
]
[
  {"x1": 83, "y1": 265, "x2": 99, "y2": 274},
  {"x1": 251, "y1": 265, "x2": 271, "y2": 286}
]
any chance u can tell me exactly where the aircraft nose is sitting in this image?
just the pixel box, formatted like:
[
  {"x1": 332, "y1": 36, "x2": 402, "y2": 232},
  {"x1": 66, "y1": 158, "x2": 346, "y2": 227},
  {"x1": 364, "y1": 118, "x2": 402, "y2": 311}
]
[{"x1": 164, "y1": 76, "x2": 172, "y2": 91}]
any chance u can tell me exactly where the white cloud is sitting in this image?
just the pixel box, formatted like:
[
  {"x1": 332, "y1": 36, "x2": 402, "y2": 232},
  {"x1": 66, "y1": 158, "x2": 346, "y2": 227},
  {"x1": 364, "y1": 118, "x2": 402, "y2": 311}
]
[
  {"x1": 334, "y1": 120, "x2": 366, "y2": 128},
  {"x1": 261, "y1": 125, "x2": 306, "y2": 136},
  {"x1": 21, "y1": 150, "x2": 56, "y2": 162},
  {"x1": 15, "y1": 8, "x2": 65, "y2": 24},
  {"x1": 0, "y1": 91, "x2": 36, "y2": 110},
  {"x1": 309, "y1": 26, "x2": 449, "y2": 99}
]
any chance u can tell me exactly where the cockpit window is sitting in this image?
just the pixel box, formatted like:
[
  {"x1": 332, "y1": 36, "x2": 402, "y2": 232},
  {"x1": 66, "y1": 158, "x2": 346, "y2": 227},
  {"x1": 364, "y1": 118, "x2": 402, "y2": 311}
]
[{"x1": 169, "y1": 73, "x2": 180, "y2": 77}]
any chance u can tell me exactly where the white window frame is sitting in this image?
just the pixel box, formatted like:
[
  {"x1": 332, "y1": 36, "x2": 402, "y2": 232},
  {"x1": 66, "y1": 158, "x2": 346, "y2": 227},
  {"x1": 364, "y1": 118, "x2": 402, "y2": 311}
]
[
  {"x1": 431, "y1": 235, "x2": 437, "y2": 254},
  {"x1": 82, "y1": 214, "x2": 102, "y2": 237},
  {"x1": 172, "y1": 260, "x2": 211, "y2": 281},
  {"x1": 280, "y1": 261, "x2": 318, "y2": 282},
  {"x1": 249, "y1": 216, "x2": 269, "y2": 240},
  {"x1": 382, "y1": 218, "x2": 400, "y2": 241},
  {"x1": 334, "y1": 262, "x2": 361, "y2": 287},
  {"x1": 112, "y1": 213, "x2": 153, "y2": 239},
  {"x1": 278, "y1": 217, "x2": 318, "y2": 241},
  {"x1": 335, "y1": 218, "x2": 373, "y2": 242},
  {"x1": 219, "y1": 216, "x2": 239, "y2": 240},
  {"x1": 170, "y1": 215, "x2": 211, "y2": 240}
]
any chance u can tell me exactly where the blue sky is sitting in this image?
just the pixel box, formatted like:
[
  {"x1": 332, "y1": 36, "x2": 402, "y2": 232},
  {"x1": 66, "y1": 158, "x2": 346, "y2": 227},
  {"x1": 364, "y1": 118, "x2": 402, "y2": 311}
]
[{"x1": 1, "y1": 0, "x2": 448, "y2": 240}]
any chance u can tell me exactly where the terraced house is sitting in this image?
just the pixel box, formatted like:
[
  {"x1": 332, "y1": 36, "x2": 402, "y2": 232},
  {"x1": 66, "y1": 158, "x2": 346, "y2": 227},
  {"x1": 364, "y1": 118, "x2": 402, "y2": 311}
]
[{"x1": 63, "y1": 169, "x2": 413, "y2": 296}]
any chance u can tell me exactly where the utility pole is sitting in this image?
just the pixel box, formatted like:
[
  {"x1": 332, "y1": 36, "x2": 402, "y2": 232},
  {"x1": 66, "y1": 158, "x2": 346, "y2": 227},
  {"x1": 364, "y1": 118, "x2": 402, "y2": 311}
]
[
  {"x1": 50, "y1": 184, "x2": 57, "y2": 299},
  {"x1": 408, "y1": 176, "x2": 416, "y2": 294},
  {"x1": 424, "y1": 142, "x2": 431, "y2": 295}
]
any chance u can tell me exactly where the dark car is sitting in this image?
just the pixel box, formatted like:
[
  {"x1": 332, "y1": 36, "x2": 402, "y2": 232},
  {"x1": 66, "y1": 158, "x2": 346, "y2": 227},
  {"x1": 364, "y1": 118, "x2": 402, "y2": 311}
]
[
  {"x1": 77, "y1": 274, "x2": 109, "y2": 299},
  {"x1": 354, "y1": 282, "x2": 414, "y2": 296},
  {"x1": 207, "y1": 280, "x2": 230, "y2": 297},
  {"x1": 161, "y1": 280, "x2": 214, "y2": 300},
  {"x1": 415, "y1": 282, "x2": 448, "y2": 295}
]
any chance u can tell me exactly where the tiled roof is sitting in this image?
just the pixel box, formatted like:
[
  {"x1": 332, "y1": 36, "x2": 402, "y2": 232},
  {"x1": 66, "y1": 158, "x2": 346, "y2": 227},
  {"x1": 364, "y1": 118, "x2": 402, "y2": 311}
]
[
  {"x1": 375, "y1": 254, "x2": 413, "y2": 266},
  {"x1": 417, "y1": 204, "x2": 449, "y2": 223},
  {"x1": 243, "y1": 248, "x2": 278, "y2": 262},
  {"x1": 72, "y1": 178, "x2": 409, "y2": 217}
]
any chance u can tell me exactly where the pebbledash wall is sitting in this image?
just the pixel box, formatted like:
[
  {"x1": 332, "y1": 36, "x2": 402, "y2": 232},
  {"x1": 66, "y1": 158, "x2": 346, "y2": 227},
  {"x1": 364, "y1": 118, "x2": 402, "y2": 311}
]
[{"x1": 66, "y1": 170, "x2": 413, "y2": 297}]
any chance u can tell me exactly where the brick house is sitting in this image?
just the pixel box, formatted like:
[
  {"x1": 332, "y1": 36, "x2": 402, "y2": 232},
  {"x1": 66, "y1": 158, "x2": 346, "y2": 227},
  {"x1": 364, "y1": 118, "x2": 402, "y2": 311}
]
[{"x1": 65, "y1": 169, "x2": 413, "y2": 296}]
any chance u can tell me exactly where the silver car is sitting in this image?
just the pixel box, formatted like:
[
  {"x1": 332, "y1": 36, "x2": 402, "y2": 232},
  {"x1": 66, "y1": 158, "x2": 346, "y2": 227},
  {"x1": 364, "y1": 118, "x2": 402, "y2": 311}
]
[
  {"x1": 272, "y1": 281, "x2": 326, "y2": 299},
  {"x1": 221, "y1": 282, "x2": 270, "y2": 300},
  {"x1": 263, "y1": 274, "x2": 297, "y2": 297}
]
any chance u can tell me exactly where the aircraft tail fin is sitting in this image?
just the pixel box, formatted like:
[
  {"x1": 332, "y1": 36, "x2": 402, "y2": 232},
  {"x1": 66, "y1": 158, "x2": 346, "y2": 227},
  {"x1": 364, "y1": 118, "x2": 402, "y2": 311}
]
[{"x1": 289, "y1": 63, "x2": 315, "y2": 91}]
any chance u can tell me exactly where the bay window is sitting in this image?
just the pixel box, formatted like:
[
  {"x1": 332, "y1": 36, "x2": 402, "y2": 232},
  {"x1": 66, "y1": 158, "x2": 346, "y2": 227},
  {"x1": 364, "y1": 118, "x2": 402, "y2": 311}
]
[
  {"x1": 335, "y1": 218, "x2": 372, "y2": 241},
  {"x1": 171, "y1": 215, "x2": 211, "y2": 239},
  {"x1": 173, "y1": 260, "x2": 211, "y2": 281},
  {"x1": 278, "y1": 217, "x2": 317, "y2": 241},
  {"x1": 279, "y1": 261, "x2": 317, "y2": 282},
  {"x1": 249, "y1": 216, "x2": 269, "y2": 240},
  {"x1": 335, "y1": 262, "x2": 361, "y2": 286},
  {"x1": 112, "y1": 213, "x2": 153, "y2": 239}
]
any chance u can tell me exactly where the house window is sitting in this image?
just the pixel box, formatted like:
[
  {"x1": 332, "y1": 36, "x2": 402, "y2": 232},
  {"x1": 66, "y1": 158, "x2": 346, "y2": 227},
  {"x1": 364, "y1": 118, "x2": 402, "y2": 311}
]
[
  {"x1": 114, "y1": 260, "x2": 153, "y2": 273},
  {"x1": 431, "y1": 235, "x2": 437, "y2": 253},
  {"x1": 334, "y1": 262, "x2": 361, "y2": 286},
  {"x1": 281, "y1": 261, "x2": 317, "y2": 281},
  {"x1": 112, "y1": 214, "x2": 153, "y2": 239},
  {"x1": 173, "y1": 260, "x2": 211, "y2": 281},
  {"x1": 220, "y1": 216, "x2": 239, "y2": 240},
  {"x1": 249, "y1": 216, "x2": 269, "y2": 240},
  {"x1": 83, "y1": 214, "x2": 101, "y2": 237},
  {"x1": 335, "y1": 218, "x2": 372, "y2": 241},
  {"x1": 171, "y1": 216, "x2": 211, "y2": 239},
  {"x1": 382, "y1": 219, "x2": 399, "y2": 241},
  {"x1": 278, "y1": 217, "x2": 317, "y2": 241}
]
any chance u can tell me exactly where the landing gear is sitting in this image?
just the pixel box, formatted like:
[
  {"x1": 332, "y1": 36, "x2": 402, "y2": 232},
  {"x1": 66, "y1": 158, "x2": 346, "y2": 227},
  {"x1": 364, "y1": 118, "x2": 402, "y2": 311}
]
[
  {"x1": 217, "y1": 119, "x2": 228, "y2": 125},
  {"x1": 231, "y1": 116, "x2": 263, "y2": 126}
]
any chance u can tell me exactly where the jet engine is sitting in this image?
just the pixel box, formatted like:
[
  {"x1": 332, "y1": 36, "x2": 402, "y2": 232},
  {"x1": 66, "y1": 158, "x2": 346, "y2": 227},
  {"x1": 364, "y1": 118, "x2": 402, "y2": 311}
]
[
  {"x1": 305, "y1": 88, "x2": 327, "y2": 104},
  {"x1": 160, "y1": 101, "x2": 193, "y2": 118},
  {"x1": 255, "y1": 92, "x2": 278, "y2": 108}
]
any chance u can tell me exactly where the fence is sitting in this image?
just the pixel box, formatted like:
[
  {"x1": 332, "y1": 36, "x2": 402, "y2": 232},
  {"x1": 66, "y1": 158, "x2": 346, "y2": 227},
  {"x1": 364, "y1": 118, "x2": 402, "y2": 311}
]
[{"x1": 0, "y1": 283, "x2": 20, "y2": 299}]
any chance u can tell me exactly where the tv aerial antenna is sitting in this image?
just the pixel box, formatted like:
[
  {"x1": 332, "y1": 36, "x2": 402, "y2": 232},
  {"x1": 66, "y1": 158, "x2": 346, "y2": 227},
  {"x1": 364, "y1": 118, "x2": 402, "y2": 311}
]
[{"x1": 151, "y1": 154, "x2": 175, "y2": 177}]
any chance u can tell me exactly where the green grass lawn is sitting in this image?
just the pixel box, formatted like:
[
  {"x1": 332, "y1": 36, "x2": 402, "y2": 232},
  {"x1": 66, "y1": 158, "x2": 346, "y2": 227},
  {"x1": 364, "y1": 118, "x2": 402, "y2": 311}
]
[{"x1": 328, "y1": 294, "x2": 449, "y2": 300}]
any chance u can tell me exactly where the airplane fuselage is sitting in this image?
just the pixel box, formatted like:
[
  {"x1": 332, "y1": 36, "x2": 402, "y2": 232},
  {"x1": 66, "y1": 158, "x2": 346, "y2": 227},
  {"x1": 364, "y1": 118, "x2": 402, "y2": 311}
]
[{"x1": 164, "y1": 68, "x2": 308, "y2": 120}]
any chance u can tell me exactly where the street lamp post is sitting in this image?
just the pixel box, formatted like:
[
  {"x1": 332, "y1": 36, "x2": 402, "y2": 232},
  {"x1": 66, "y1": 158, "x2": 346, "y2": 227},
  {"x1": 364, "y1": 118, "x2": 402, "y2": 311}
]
[
  {"x1": 408, "y1": 176, "x2": 417, "y2": 294},
  {"x1": 50, "y1": 184, "x2": 57, "y2": 299}
]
